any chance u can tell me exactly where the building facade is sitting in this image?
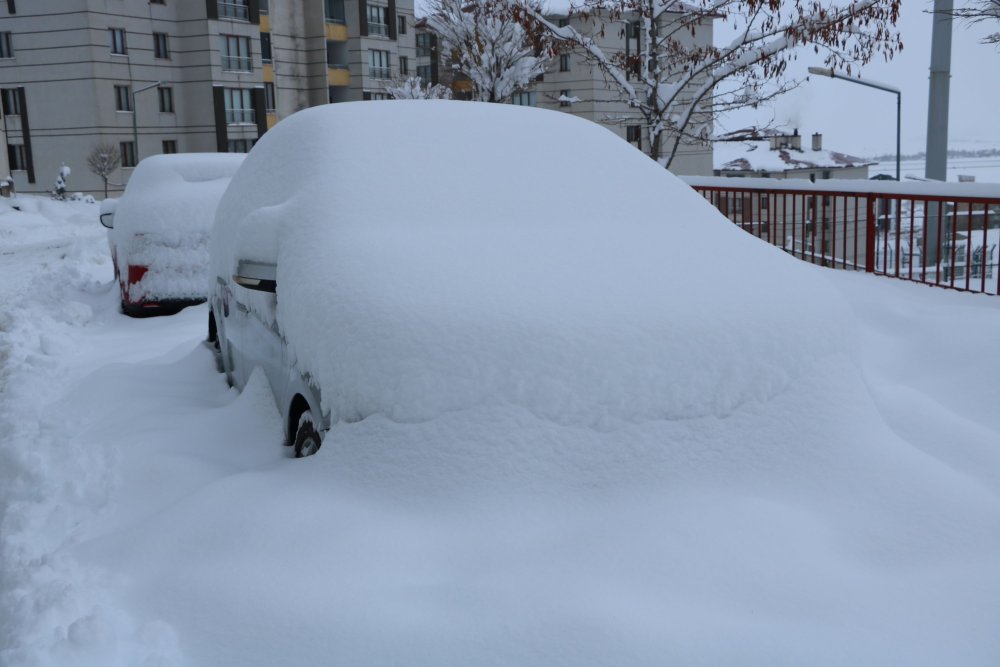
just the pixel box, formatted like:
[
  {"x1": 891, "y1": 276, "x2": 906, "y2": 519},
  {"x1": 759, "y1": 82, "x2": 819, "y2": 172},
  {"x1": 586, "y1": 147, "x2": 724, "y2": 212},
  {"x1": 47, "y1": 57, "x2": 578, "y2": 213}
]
[{"x1": 0, "y1": 0, "x2": 414, "y2": 195}]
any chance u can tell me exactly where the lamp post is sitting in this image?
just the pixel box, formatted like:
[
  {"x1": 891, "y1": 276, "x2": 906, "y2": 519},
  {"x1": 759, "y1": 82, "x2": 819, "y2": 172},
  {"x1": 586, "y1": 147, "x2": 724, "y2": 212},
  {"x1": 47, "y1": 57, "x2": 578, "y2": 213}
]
[
  {"x1": 131, "y1": 81, "x2": 162, "y2": 165},
  {"x1": 808, "y1": 67, "x2": 901, "y2": 181}
]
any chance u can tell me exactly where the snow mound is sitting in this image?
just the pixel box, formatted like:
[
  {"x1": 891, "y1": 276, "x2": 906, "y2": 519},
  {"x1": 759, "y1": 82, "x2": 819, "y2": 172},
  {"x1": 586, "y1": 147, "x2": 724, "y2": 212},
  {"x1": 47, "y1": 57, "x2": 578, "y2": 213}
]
[{"x1": 213, "y1": 101, "x2": 853, "y2": 427}]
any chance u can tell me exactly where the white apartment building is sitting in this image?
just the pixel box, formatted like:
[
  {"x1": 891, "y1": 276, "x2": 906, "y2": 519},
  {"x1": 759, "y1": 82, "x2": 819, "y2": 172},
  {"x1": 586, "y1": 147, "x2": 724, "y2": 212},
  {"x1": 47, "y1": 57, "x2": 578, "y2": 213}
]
[{"x1": 0, "y1": 0, "x2": 414, "y2": 195}]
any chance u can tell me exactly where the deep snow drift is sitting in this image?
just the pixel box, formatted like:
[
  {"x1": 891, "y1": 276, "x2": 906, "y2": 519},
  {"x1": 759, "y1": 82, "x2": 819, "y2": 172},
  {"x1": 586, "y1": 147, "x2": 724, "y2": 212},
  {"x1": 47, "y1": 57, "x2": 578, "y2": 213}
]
[{"x1": 3, "y1": 181, "x2": 1000, "y2": 667}]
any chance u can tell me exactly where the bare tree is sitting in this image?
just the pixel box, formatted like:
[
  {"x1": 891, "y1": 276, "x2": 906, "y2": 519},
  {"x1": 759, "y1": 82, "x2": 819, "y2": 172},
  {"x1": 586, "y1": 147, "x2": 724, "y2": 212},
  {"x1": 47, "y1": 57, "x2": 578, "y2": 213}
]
[
  {"x1": 426, "y1": 0, "x2": 554, "y2": 103},
  {"x1": 520, "y1": 0, "x2": 902, "y2": 168},
  {"x1": 948, "y1": 0, "x2": 1000, "y2": 44},
  {"x1": 86, "y1": 143, "x2": 121, "y2": 198},
  {"x1": 385, "y1": 75, "x2": 454, "y2": 99}
]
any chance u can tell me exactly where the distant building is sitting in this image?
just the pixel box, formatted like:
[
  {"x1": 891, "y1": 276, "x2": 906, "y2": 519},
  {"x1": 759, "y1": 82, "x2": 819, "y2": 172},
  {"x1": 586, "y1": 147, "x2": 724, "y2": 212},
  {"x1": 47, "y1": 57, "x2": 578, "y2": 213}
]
[{"x1": 714, "y1": 131, "x2": 874, "y2": 181}]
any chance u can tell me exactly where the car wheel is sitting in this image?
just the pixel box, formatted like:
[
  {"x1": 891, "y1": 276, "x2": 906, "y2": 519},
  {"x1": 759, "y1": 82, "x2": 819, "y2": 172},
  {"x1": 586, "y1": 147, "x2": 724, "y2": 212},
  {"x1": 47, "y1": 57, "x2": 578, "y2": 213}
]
[{"x1": 293, "y1": 410, "x2": 322, "y2": 458}]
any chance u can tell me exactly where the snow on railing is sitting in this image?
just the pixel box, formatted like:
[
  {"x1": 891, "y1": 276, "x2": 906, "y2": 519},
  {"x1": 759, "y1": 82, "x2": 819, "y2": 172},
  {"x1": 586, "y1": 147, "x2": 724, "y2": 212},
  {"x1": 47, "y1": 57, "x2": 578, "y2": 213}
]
[{"x1": 682, "y1": 176, "x2": 1000, "y2": 296}]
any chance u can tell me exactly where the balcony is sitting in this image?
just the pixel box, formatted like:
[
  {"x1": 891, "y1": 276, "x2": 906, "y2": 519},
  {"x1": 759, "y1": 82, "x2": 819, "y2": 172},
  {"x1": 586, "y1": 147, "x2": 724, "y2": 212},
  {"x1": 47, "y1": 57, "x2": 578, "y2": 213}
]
[
  {"x1": 221, "y1": 55, "x2": 252, "y2": 72},
  {"x1": 368, "y1": 66, "x2": 391, "y2": 80},
  {"x1": 218, "y1": 1, "x2": 249, "y2": 20},
  {"x1": 368, "y1": 22, "x2": 389, "y2": 37},
  {"x1": 225, "y1": 109, "x2": 256, "y2": 124}
]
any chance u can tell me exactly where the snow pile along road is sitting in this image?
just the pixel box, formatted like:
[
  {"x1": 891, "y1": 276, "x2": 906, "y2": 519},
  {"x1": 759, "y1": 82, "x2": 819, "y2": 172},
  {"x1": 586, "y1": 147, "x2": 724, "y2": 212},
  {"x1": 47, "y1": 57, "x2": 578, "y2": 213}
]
[{"x1": 2, "y1": 175, "x2": 1000, "y2": 667}]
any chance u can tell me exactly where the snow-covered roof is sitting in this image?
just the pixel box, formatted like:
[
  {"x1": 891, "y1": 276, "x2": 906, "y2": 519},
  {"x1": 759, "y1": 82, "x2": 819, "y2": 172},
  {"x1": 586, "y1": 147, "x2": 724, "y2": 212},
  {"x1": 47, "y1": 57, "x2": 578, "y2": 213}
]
[{"x1": 714, "y1": 139, "x2": 874, "y2": 174}]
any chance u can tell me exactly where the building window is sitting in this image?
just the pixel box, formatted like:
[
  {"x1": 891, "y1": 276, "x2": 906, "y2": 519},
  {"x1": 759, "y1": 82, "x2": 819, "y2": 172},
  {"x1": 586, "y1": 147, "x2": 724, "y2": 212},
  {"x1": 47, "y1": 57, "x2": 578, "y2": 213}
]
[
  {"x1": 259, "y1": 0, "x2": 268, "y2": 12},
  {"x1": 260, "y1": 33, "x2": 271, "y2": 63},
  {"x1": 416, "y1": 64, "x2": 432, "y2": 82},
  {"x1": 150, "y1": 0, "x2": 165, "y2": 4},
  {"x1": 1, "y1": 88, "x2": 20, "y2": 115},
  {"x1": 264, "y1": 82, "x2": 275, "y2": 111},
  {"x1": 368, "y1": 49, "x2": 390, "y2": 79},
  {"x1": 224, "y1": 87, "x2": 254, "y2": 124},
  {"x1": 364, "y1": 91, "x2": 390, "y2": 101},
  {"x1": 822, "y1": 170, "x2": 831, "y2": 180},
  {"x1": 327, "y1": 40, "x2": 346, "y2": 68},
  {"x1": 559, "y1": 53, "x2": 570, "y2": 72},
  {"x1": 324, "y1": 0, "x2": 345, "y2": 23},
  {"x1": 110, "y1": 28, "x2": 127, "y2": 55},
  {"x1": 162, "y1": 139, "x2": 177, "y2": 153},
  {"x1": 114, "y1": 85, "x2": 132, "y2": 112},
  {"x1": 217, "y1": 0, "x2": 249, "y2": 20},
  {"x1": 626, "y1": 125, "x2": 641, "y2": 150},
  {"x1": 7, "y1": 144, "x2": 26, "y2": 171},
  {"x1": 367, "y1": 6, "x2": 388, "y2": 37},
  {"x1": 228, "y1": 138, "x2": 253, "y2": 153},
  {"x1": 559, "y1": 89, "x2": 572, "y2": 107},
  {"x1": 398, "y1": 15, "x2": 407, "y2": 34},
  {"x1": 153, "y1": 32, "x2": 169, "y2": 58},
  {"x1": 399, "y1": 55, "x2": 409, "y2": 76},
  {"x1": 415, "y1": 32, "x2": 432, "y2": 56},
  {"x1": 557, "y1": 18, "x2": 569, "y2": 27},
  {"x1": 220, "y1": 34, "x2": 252, "y2": 71},
  {"x1": 510, "y1": 91, "x2": 537, "y2": 107},
  {"x1": 158, "y1": 86, "x2": 174, "y2": 112},
  {"x1": 0, "y1": 32, "x2": 13, "y2": 59},
  {"x1": 120, "y1": 141, "x2": 137, "y2": 168}
]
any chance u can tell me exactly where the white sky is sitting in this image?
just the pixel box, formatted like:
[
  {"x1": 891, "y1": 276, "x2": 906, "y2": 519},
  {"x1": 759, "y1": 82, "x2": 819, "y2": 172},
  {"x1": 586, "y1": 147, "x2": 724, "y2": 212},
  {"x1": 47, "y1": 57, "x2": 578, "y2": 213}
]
[{"x1": 719, "y1": 1, "x2": 1000, "y2": 157}]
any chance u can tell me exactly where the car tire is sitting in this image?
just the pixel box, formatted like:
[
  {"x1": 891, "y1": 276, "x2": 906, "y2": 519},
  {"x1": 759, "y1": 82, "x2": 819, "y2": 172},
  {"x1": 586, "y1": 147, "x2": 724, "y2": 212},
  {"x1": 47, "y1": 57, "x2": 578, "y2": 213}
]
[{"x1": 293, "y1": 410, "x2": 322, "y2": 458}]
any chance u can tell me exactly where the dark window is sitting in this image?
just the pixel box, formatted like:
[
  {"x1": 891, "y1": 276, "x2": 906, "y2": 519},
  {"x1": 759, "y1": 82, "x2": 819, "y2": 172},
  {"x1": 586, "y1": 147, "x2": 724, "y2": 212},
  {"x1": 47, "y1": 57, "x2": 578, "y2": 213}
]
[
  {"x1": 324, "y1": 0, "x2": 345, "y2": 22},
  {"x1": 399, "y1": 55, "x2": 408, "y2": 76},
  {"x1": 415, "y1": 32, "x2": 432, "y2": 56},
  {"x1": 0, "y1": 32, "x2": 13, "y2": 58},
  {"x1": 557, "y1": 18, "x2": 568, "y2": 27},
  {"x1": 158, "y1": 86, "x2": 174, "y2": 112},
  {"x1": 110, "y1": 28, "x2": 127, "y2": 55},
  {"x1": 416, "y1": 64, "x2": 432, "y2": 82},
  {"x1": 162, "y1": 139, "x2": 177, "y2": 153},
  {"x1": 154, "y1": 32, "x2": 169, "y2": 58},
  {"x1": 326, "y1": 40, "x2": 346, "y2": 68},
  {"x1": 220, "y1": 34, "x2": 252, "y2": 71},
  {"x1": 367, "y1": 5, "x2": 388, "y2": 37},
  {"x1": 559, "y1": 89, "x2": 572, "y2": 107},
  {"x1": 114, "y1": 85, "x2": 132, "y2": 111},
  {"x1": 626, "y1": 125, "x2": 641, "y2": 150},
  {"x1": 1, "y1": 88, "x2": 20, "y2": 115},
  {"x1": 559, "y1": 53, "x2": 570, "y2": 72},
  {"x1": 264, "y1": 82, "x2": 275, "y2": 111},
  {"x1": 150, "y1": 0, "x2": 165, "y2": 4},
  {"x1": 120, "y1": 141, "x2": 136, "y2": 167},
  {"x1": 259, "y1": 0, "x2": 268, "y2": 12},
  {"x1": 397, "y1": 15, "x2": 407, "y2": 34},
  {"x1": 224, "y1": 87, "x2": 254, "y2": 124},
  {"x1": 822, "y1": 170, "x2": 831, "y2": 180},
  {"x1": 7, "y1": 144, "x2": 26, "y2": 170},
  {"x1": 260, "y1": 32, "x2": 271, "y2": 62}
]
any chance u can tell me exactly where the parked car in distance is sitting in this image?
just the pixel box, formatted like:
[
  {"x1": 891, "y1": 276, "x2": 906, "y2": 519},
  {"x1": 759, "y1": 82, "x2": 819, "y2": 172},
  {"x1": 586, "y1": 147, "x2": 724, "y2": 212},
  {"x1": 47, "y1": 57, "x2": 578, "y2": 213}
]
[
  {"x1": 209, "y1": 101, "x2": 819, "y2": 458},
  {"x1": 102, "y1": 153, "x2": 245, "y2": 317}
]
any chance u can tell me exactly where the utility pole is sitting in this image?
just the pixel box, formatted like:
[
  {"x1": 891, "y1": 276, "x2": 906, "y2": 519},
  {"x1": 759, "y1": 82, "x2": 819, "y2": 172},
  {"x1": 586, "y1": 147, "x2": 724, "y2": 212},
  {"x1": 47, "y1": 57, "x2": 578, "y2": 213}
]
[{"x1": 925, "y1": 0, "x2": 953, "y2": 267}]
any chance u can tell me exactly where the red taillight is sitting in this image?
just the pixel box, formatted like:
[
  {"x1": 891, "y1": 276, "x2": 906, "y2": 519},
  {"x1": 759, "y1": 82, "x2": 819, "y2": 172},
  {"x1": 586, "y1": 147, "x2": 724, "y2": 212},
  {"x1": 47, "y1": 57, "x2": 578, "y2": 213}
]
[{"x1": 127, "y1": 264, "x2": 149, "y2": 285}]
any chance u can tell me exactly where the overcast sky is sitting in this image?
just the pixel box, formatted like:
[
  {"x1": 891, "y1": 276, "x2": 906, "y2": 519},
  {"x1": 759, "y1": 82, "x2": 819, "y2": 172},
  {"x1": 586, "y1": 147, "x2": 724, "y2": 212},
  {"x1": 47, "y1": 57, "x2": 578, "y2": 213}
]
[{"x1": 719, "y1": 1, "x2": 1000, "y2": 157}]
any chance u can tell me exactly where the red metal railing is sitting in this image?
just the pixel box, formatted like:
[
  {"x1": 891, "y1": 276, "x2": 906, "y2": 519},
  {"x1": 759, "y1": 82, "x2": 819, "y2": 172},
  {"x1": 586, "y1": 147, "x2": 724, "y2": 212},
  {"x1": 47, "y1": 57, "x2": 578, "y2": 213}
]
[{"x1": 682, "y1": 176, "x2": 1000, "y2": 296}]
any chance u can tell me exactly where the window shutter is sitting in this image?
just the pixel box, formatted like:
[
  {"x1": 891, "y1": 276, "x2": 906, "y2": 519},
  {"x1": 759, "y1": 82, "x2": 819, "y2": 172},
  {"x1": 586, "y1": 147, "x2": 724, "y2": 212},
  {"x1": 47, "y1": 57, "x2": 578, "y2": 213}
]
[
  {"x1": 387, "y1": 0, "x2": 396, "y2": 40},
  {"x1": 206, "y1": 0, "x2": 218, "y2": 19},
  {"x1": 212, "y1": 87, "x2": 228, "y2": 152},
  {"x1": 252, "y1": 87, "x2": 267, "y2": 138},
  {"x1": 359, "y1": 0, "x2": 368, "y2": 36},
  {"x1": 16, "y1": 87, "x2": 34, "y2": 183}
]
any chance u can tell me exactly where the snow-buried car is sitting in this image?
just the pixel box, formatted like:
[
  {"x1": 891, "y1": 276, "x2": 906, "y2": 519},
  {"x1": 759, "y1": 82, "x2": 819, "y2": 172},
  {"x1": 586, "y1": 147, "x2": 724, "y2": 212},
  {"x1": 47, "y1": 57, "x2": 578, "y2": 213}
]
[
  {"x1": 209, "y1": 101, "x2": 851, "y2": 457},
  {"x1": 103, "y1": 153, "x2": 245, "y2": 316}
]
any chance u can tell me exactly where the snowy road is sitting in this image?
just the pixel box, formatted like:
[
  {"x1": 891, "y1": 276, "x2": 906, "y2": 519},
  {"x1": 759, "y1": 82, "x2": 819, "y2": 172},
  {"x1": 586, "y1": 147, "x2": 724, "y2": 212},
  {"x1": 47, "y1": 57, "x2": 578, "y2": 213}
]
[{"x1": 3, "y1": 196, "x2": 1000, "y2": 666}]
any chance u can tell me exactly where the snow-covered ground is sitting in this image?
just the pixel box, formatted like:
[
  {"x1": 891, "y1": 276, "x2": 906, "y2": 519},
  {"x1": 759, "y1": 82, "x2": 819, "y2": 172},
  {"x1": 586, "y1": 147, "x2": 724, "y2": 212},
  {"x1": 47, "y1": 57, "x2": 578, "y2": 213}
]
[
  {"x1": 2, "y1": 194, "x2": 1000, "y2": 666},
  {"x1": 872, "y1": 156, "x2": 1000, "y2": 183}
]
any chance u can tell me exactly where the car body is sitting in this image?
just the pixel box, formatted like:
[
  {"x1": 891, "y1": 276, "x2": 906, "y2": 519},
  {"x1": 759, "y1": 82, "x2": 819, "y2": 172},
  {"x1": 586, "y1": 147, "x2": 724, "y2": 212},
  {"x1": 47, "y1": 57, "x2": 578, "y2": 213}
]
[
  {"x1": 209, "y1": 101, "x2": 827, "y2": 458},
  {"x1": 102, "y1": 153, "x2": 245, "y2": 316}
]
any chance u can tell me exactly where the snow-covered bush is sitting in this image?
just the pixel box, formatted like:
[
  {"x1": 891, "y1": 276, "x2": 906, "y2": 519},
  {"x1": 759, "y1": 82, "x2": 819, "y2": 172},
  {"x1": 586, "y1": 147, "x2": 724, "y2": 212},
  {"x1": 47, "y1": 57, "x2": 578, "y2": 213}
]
[
  {"x1": 52, "y1": 163, "x2": 70, "y2": 200},
  {"x1": 385, "y1": 76, "x2": 453, "y2": 100}
]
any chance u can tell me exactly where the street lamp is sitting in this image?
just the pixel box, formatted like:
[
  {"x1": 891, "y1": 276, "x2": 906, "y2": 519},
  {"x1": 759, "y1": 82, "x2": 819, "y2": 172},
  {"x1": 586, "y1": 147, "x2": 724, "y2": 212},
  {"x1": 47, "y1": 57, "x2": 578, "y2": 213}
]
[
  {"x1": 808, "y1": 67, "x2": 901, "y2": 181},
  {"x1": 131, "y1": 81, "x2": 163, "y2": 165}
]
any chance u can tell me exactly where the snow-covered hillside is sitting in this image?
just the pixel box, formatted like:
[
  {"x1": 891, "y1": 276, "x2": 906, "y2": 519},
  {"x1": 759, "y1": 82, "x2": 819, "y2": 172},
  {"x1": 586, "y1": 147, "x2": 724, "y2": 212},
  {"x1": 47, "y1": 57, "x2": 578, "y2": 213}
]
[{"x1": 1, "y1": 195, "x2": 999, "y2": 666}]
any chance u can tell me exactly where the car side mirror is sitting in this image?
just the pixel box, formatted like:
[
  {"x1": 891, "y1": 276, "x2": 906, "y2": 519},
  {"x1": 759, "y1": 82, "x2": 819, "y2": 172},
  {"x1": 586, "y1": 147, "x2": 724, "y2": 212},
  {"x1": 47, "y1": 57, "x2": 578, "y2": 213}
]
[
  {"x1": 233, "y1": 260, "x2": 277, "y2": 293},
  {"x1": 99, "y1": 198, "x2": 118, "y2": 229}
]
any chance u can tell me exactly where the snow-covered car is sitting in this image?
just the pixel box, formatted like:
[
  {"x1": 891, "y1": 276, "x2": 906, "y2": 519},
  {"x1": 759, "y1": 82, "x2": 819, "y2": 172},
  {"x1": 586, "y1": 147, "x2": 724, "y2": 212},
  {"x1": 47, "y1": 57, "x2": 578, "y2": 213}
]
[
  {"x1": 209, "y1": 101, "x2": 840, "y2": 458},
  {"x1": 102, "y1": 153, "x2": 245, "y2": 316}
]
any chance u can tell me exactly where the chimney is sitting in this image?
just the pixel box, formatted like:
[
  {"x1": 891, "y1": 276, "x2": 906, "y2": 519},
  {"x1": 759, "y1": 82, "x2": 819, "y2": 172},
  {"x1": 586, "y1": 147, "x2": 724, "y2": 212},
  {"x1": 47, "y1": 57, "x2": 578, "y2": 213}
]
[
  {"x1": 812, "y1": 132, "x2": 823, "y2": 151},
  {"x1": 789, "y1": 129, "x2": 801, "y2": 150}
]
